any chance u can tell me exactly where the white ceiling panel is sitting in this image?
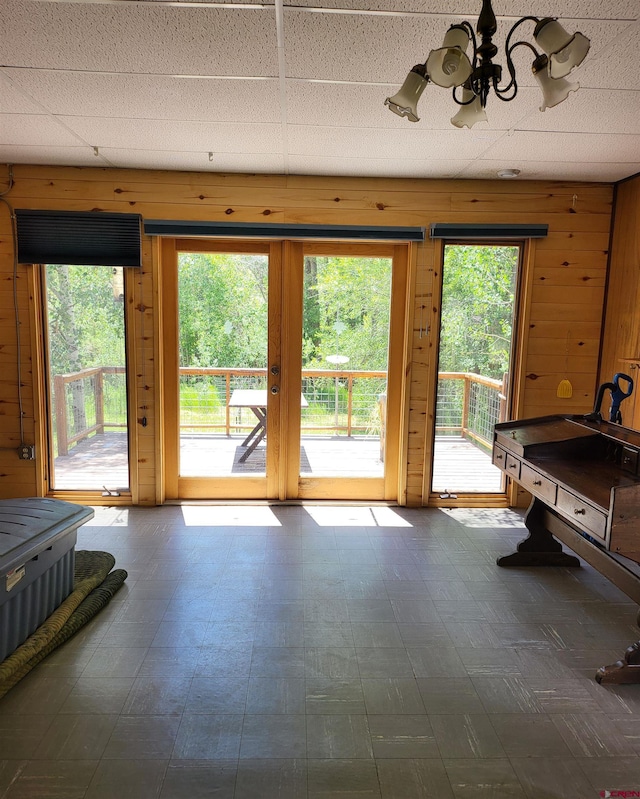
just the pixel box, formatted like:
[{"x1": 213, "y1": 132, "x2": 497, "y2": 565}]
[
  {"x1": 461, "y1": 159, "x2": 640, "y2": 181},
  {"x1": 0, "y1": 144, "x2": 103, "y2": 167},
  {"x1": 0, "y1": 2, "x2": 278, "y2": 76},
  {"x1": 0, "y1": 113, "x2": 86, "y2": 147},
  {"x1": 58, "y1": 116, "x2": 284, "y2": 154},
  {"x1": 287, "y1": 0, "x2": 637, "y2": 16},
  {"x1": 0, "y1": 0, "x2": 638, "y2": 183},
  {"x1": 288, "y1": 124, "x2": 501, "y2": 159},
  {"x1": 481, "y1": 130, "x2": 640, "y2": 163},
  {"x1": 288, "y1": 154, "x2": 473, "y2": 178},
  {"x1": 516, "y1": 88, "x2": 640, "y2": 134},
  {"x1": 0, "y1": 73, "x2": 43, "y2": 115},
  {"x1": 4, "y1": 70, "x2": 282, "y2": 124},
  {"x1": 577, "y1": 23, "x2": 640, "y2": 90},
  {"x1": 102, "y1": 148, "x2": 286, "y2": 174},
  {"x1": 283, "y1": 12, "x2": 448, "y2": 83},
  {"x1": 145, "y1": 0, "x2": 275, "y2": 3}
]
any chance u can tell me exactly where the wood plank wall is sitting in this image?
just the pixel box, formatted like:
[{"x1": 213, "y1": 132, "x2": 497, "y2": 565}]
[
  {"x1": 598, "y1": 174, "x2": 640, "y2": 428},
  {"x1": 0, "y1": 164, "x2": 614, "y2": 506}
]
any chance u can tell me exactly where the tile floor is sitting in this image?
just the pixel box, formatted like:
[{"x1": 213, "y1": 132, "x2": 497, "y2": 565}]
[{"x1": 2, "y1": 503, "x2": 640, "y2": 798}]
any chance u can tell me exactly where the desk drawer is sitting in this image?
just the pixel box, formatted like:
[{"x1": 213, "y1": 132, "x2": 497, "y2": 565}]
[
  {"x1": 520, "y1": 463, "x2": 557, "y2": 505},
  {"x1": 505, "y1": 454, "x2": 521, "y2": 480},
  {"x1": 492, "y1": 446, "x2": 507, "y2": 471},
  {"x1": 556, "y1": 487, "x2": 607, "y2": 541}
]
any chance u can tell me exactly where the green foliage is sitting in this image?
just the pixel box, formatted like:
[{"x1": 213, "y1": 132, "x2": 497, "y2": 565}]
[
  {"x1": 46, "y1": 265, "x2": 126, "y2": 373},
  {"x1": 302, "y1": 256, "x2": 392, "y2": 371},
  {"x1": 177, "y1": 252, "x2": 392, "y2": 373},
  {"x1": 178, "y1": 253, "x2": 268, "y2": 368},
  {"x1": 438, "y1": 245, "x2": 518, "y2": 379}
]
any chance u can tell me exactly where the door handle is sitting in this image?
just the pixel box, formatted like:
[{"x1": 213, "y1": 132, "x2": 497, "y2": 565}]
[{"x1": 270, "y1": 365, "x2": 280, "y2": 376}]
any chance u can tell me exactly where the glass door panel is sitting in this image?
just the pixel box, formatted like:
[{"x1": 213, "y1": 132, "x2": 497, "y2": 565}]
[
  {"x1": 177, "y1": 250, "x2": 269, "y2": 478},
  {"x1": 44, "y1": 264, "x2": 130, "y2": 491},
  {"x1": 299, "y1": 252, "x2": 392, "y2": 480},
  {"x1": 431, "y1": 244, "x2": 520, "y2": 495}
]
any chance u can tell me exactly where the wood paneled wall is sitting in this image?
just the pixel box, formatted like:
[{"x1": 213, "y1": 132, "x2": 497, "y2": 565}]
[
  {"x1": 598, "y1": 174, "x2": 640, "y2": 427},
  {"x1": 0, "y1": 164, "x2": 614, "y2": 505}
]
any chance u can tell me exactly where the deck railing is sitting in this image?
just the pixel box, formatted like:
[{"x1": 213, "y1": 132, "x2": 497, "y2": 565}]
[
  {"x1": 53, "y1": 366, "x2": 127, "y2": 455},
  {"x1": 52, "y1": 366, "x2": 505, "y2": 455},
  {"x1": 435, "y1": 372, "x2": 506, "y2": 449}
]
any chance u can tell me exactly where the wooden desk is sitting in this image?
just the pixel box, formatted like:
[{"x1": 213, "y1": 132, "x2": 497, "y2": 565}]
[
  {"x1": 493, "y1": 414, "x2": 640, "y2": 683},
  {"x1": 229, "y1": 389, "x2": 308, "y2": 463}
]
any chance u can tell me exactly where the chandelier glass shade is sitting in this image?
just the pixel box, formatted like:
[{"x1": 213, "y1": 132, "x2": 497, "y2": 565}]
[{"x1": 385, "y1": 0, "x2": 590, "y2": 128}]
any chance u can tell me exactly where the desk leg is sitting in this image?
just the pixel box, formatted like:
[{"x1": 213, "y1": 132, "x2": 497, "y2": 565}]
[
  {"x1": 496, "y1": 498, "x2": 581, "y2": 568},
  {"x1": 238, "y1": 408, "x2": 267, "y2": 463},
  {"x1": 596, "y1": 607, "x2": 640, "y2": 684},
  {"x1": 596, "y1": 642, "x2": 640, "y2": 684}
]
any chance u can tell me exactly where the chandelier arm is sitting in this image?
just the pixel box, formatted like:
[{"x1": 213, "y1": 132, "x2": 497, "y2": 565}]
[
  {"x1": 503, "y1": 15, "x2": 540, "y2": 54},
  {"x1": 452, "y1": 84, "x2": 476, "y2": 106},
  {"x1": 497, "y1": 39, "x2": 540, "y2": 97}
]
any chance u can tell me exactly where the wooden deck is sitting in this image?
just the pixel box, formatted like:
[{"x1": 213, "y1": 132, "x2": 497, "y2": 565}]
[{"x1": 52, "y1": 432, "x2": 503, "y2": 494}]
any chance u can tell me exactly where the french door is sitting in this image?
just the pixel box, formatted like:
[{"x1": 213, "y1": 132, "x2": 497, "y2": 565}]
[{"x1": 162, "y1": 238, "x2": 409, "y2": 501}]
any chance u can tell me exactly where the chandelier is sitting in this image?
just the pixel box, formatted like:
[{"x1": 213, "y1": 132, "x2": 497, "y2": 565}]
[{"x1": 385, "y1": 0, "x2": 590, "y2": 128}]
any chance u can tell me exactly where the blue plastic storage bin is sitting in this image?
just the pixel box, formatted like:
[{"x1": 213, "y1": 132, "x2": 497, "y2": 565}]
[{"x1": 0, "y1": 498, "x2": 94, "y2": 661}]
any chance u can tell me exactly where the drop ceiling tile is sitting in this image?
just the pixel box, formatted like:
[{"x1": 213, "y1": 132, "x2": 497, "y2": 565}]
[
  {"x1": 57, "y1": 117, "x2": 283, "y2": 154},
  {"x1": 288, "y1": 154, "x2": 471, "y2": 178},
  {"x1": 0, "y1": 72, "x2": 42, "y2": 114},
  {"x1": 5, "y1": 70, "x2": 281, "y2": 124},
  {"x1": 0, "y1": 113, "x2": 85, "y2": 147},
  {"x1": 480, "y1": 130, "x2": 640, "y2": 163},
  {"x1": 545, "y1": 0, "x2": 640, "y2": 15},
  {"x1": 102, "y1": 148, "x2": 285, "y2": 174},
  {"x1": 283, "y1": 11, "x2": 446, "y2": 83},
  {"x1": 460, "y1": 159, "x2": 638, "y2": 182},
  {"x1": 147, "y1": 0, "x2": 275, "y2": 3},
  {"x1": 0, "y1": 144, "x2": 105, "y2": 167},
  {"x1": 286, "y1": 0, "x2": 637, "y2": 17},
  {"x1": 0, "y1": 2, "x2": 278, "y2": 76},
  {"x1": 287, "y1": 124, "x2": 500, "y2": 159},
  {"x1": 287, "y1": 0, "x2": 478, "y2": 10},
  {"x1": 578, "y1": 23, "x2": 640, "y2": 89},
  {"x1": 516, "y1": 88, "x2": 640, "y2": 134}
]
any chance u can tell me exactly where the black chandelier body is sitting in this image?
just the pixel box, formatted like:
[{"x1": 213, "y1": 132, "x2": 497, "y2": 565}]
[{"x1": 385, "y1": 0, "x2": 590, "y2": 128}]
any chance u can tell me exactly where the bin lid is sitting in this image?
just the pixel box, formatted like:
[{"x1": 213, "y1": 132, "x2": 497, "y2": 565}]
[{"x1": 0, "y1": 498, "x2": 93, "y2": 573}]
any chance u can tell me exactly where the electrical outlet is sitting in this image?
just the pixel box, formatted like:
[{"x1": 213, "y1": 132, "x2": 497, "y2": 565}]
[{"x1": 18, "y1": 445, "x2": 35, "y2": 460}]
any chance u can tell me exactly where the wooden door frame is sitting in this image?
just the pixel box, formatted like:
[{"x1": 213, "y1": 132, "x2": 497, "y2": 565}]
[{"x1": 35, "y1": 263, "x2": 136, "y2": 505}]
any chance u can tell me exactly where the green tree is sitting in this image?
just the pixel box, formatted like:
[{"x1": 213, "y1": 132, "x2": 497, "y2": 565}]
[
  {"x1": 302, "y1": 256, "x2": 392, "y2": 371},
  {"x1": 438, "y1": 245, "x2": 518, "y2": 379},
  {"x1": 178, "y1": 252, "x2": 269, "y2": 368},
  {"x1": 46, "y1": 265, "x2": 125, "y2": 374}
]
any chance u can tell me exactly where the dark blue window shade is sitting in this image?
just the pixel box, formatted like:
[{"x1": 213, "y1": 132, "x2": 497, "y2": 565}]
[
  {"x1": 16, "y1": 210, "x2": 143, "y2": 266},
  {"x1": 430, "y1": 223, "x2": 548, "y2": 240},
  {"x1": 144, "y1": 220, "x2": 425, "y2": 242}
]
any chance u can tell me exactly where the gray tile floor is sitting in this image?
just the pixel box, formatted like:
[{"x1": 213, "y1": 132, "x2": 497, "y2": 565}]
[{"x1": 2, "y1": 503, "x2": 640, "y2": 798}]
